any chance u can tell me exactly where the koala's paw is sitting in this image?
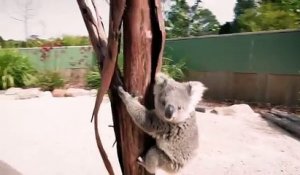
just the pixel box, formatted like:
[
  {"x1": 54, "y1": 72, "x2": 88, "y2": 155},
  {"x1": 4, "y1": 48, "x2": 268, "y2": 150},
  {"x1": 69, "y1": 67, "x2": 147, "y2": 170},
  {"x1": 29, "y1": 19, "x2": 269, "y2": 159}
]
[
  {"x1": 137, "y1": 156, "x2": 145, "y2": 167},
  {"x1": 132, "y1": 93, "x2": 143, "y2": 101},
  {"x1": 155, "y1": 72, "x2": 171, "y2": 84},
  {"x1": 117, "y1": 86, "x2": 125, "y2": 95},
  {"x1": 118, "y1": 86, "x2": 130, "y2": 100}
]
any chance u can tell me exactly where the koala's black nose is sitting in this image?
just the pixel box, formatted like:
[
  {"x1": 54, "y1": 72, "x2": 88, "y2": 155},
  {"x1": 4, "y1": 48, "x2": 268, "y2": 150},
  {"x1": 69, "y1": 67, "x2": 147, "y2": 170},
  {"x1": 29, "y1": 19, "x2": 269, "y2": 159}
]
[{"x1": 165, "y1": 105, "x2": 175, "y2": 119}]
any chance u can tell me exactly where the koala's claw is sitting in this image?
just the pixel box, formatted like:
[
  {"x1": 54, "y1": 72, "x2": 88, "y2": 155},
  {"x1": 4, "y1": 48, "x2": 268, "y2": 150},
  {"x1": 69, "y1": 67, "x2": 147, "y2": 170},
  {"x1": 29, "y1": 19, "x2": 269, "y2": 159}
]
[
  {"x1": 132, "y1": 94, "x2": 142, "y2": 101},
  {"x1": 117, "y1": 86, "x2": 125, "y2": 97},
  {"x1": 137, "y1": 156, "x2": 145, "y2": 166},
  {"x1": 118, "y1": 86, "x2": 124, "y2": 93}
]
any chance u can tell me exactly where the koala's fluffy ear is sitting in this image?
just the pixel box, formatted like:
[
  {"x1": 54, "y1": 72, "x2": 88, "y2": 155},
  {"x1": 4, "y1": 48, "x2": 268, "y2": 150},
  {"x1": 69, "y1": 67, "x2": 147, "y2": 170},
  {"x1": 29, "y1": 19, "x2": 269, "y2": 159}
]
[
  {"x1": 186, "y1": 81, "x2": 207, "y2": 104},
  {"x1": 155, "y1": 72, "x2": 171, "y2": 86}
]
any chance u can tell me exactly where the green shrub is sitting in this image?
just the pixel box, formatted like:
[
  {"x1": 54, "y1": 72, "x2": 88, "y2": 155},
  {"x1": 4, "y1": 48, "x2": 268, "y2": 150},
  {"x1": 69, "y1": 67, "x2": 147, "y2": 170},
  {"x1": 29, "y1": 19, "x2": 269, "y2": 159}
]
[
  {"x1": 0, "y1": 49, "x2": 37, "y2": 89},
  {"x1": 36, "y1": 71, "x2": 65, "y2": 91},
  {"x1": 86, "y1": 68, "x2": 101, "y2": 89},
  {"x1": 162, "y1": 57, "x2": 186, "y2": 80}
]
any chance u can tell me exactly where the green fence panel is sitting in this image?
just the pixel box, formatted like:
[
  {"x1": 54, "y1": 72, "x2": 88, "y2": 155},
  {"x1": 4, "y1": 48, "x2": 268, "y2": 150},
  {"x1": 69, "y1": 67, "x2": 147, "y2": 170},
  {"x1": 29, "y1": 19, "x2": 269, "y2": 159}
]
[
  {"x1": 165, "y1": 30, "x2": 300, "y2": 75},
  {"x1": 18, "y1": 46, "x2": 97, "y2": 71},
  {"x1": 13, "y1": 30, "x2": 300, "y2": 75}
]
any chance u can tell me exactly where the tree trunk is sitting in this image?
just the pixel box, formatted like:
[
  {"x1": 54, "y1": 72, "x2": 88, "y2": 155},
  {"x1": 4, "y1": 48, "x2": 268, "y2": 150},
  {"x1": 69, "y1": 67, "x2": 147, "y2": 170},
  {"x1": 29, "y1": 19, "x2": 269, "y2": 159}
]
[
  {"x1": 77, "y1": 0, "x2": 165, "y2": 174},
  {"x1": 116, "y1": 0, "x2": 166, "y2": 174}
]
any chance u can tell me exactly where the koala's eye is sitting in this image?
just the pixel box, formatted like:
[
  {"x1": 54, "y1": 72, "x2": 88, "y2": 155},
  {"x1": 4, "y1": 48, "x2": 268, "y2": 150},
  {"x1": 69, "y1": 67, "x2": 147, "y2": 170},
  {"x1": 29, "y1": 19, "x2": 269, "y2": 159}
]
[{"x1": 178, "y1": 106, "x2": 182, "y2": 110}]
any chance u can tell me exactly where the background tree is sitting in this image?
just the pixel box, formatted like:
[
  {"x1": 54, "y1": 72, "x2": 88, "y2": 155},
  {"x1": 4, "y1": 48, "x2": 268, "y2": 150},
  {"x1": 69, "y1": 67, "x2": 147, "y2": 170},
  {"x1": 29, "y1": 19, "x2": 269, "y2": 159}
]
[
  {"x1": 165, "y1": 0, "x2": 219, "y2": 38},
  {"x1": 189, "y1": 8, "x2": 220, "y2": 36},
  {"x1": 165, "y1": 0, "x2": 190, "y2": 38},
  {"x1": 220, "y1": 0, "x2": 300, "y2": 34},
  {"x1": 10, "y1": 0, "x2": 38, "y2": 40},
  {"x1": 237, "y1": 2, "x2": 300, "y2": 32},
  {"x1": 219, "y1": 0, "x2": 256, "y2": 34},
  {"x1": 261, "y1": 0, "x2": 300, "y2": 17},
  {"x1": 234, "y1": 0, "x2": 256, "y2": 17},
  {"x1": 0, "y1": 36, "x2": 4, "y2": 48}
]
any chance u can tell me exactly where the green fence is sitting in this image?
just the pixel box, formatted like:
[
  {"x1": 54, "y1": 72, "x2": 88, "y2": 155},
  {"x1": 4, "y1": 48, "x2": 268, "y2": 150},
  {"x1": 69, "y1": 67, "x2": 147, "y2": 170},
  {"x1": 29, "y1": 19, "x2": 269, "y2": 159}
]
[
  {"x1": 18, "y1": 46, "x2": 96, "y2": 71},
  {"x1": 15, "y1": 29, "x2": 300, "y2": 75},
  {"x1": 8, "y1": 30, "x2": 300, "y2": 105},
  {"x1": 165, "y1": 30, "x2": 300, "y2": 105},
  {"x1": 165, "y1": 29, "x2": 300, "y2": 75}
]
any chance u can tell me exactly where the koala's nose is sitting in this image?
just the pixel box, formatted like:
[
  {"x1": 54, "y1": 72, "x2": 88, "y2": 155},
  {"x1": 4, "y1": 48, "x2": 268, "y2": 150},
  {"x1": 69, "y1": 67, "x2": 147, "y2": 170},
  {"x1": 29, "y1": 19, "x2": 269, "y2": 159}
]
[{"x1": 165, "y1": 105, "x2": 175, "y2": 119}]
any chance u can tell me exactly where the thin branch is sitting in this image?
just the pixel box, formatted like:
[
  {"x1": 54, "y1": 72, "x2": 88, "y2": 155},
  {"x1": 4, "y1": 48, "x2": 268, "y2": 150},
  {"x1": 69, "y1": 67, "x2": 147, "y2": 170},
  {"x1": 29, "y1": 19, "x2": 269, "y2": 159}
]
[
  {"x1": 81, "y1": 0, "x2": 126, "y2": 174},
  {"x1": 77, "y1": 1, "x2": 114, "y2": 175},
  {"x1": 90, "y1": 0, "x2": 126, "y2": 139},
  {"x1": 91, "y1": 0, "x2": 105, "y2": 32}
]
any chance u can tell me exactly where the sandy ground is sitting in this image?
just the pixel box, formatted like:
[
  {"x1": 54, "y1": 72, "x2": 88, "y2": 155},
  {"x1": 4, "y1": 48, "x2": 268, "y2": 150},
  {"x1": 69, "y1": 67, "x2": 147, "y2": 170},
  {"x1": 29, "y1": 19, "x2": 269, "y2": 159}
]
[{"x1": 0, "y1": 96, "x2": 300, "y2": 175}]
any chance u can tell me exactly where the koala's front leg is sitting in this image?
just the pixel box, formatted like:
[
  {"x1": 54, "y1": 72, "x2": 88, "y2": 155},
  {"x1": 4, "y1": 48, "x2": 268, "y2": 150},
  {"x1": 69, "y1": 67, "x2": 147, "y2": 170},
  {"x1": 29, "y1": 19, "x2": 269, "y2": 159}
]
[{"x1": 118, "y1": 86, "x2": 166, "y2": 135}]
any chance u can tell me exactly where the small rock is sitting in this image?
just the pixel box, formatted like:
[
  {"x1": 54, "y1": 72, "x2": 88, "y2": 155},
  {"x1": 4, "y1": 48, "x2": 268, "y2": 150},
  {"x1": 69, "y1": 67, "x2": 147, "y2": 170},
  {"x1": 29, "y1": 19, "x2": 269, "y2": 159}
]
[
  {"x1": 195, "y1": 107, "x2": 206, "y2": 113},
  {"x1": 39, "y1": 91, "x2": 53, "y2": 98},
  {"x1": 65, "y1": 88, "x2": 90, "y2": 97},
  {"x1": 5, "y1": 87, "x2": 23, "y2": 95},
  {"x1": 16, "y1": 88, "x2": 41, "y2": 100},
  {"x1": 52, "y1": 89, "x2": 67, "y2": 97}
]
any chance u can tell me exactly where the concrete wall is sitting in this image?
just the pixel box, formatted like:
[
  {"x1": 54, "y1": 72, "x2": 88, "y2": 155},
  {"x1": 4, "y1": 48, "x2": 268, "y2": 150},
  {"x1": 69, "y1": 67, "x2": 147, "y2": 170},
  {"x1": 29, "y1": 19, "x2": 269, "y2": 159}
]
[{"x1": 187, "y1": 71, "x2": 300, "y2": 105}]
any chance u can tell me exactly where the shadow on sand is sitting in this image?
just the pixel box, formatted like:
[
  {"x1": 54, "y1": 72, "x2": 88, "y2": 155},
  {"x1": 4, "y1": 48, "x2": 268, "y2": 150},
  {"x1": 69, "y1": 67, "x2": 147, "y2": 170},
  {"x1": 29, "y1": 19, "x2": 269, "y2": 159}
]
[{"x1": 0, "y1": 160, "x2": 22, "y2": 175}]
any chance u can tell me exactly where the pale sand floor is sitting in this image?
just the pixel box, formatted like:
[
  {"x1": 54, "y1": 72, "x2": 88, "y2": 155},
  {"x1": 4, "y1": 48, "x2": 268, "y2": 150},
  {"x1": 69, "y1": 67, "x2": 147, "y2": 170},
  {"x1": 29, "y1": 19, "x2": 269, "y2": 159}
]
[{"x1": 0, "y1": 96, "x2": 299, "y2": 175}]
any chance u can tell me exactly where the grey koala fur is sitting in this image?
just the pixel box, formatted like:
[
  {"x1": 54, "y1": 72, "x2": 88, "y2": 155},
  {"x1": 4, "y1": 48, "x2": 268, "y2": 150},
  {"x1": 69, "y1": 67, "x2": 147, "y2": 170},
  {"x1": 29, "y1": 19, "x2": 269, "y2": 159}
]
[{"x1": 118, "y1": 72, "x2": 207, "y2": 174}]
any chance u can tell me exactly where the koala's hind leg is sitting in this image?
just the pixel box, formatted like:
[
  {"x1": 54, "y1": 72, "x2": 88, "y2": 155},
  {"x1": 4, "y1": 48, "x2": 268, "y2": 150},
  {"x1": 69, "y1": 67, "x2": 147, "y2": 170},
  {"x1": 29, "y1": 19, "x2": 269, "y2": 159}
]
[{"x1": 139, "y1": 146, "x2": 179, "y2": 174}]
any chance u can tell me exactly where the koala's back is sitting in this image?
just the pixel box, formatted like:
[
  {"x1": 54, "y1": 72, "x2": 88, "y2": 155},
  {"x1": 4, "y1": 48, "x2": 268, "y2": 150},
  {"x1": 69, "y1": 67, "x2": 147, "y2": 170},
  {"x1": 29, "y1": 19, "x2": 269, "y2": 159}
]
[{"x1": 155, "y1": 112, "x2": 199, "y2": 166}]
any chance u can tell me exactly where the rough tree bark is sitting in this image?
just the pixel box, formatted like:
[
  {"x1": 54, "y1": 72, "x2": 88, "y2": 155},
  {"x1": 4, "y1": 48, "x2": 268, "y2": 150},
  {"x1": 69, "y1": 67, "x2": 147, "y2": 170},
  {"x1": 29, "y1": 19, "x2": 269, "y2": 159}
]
[
  {"x1": 77, "y1": 0, "x2": 165, "y2": 175},
  {"x1": 119, "y1": 0, "x2": 166, "y2": 174}
]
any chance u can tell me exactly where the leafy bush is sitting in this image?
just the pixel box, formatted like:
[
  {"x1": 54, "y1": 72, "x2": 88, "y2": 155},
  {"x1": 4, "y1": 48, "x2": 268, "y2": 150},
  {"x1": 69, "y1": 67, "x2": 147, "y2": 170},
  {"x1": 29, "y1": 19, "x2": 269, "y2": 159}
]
[
  {"x1": 61, "y1": 35, "x2": 90, "y2": 46},
  {"x1": 0, "y1": 49, "x2": 37, "y2": 89},
  {"x1": 162, "y1": 57, "x2": 186, "y2": 80},
  {"x1": 86, "y1": 68, "x2": 101, "y2": 89},
  {"x1": 36, "y1": 71, "x2": 65, "y2": 91}
]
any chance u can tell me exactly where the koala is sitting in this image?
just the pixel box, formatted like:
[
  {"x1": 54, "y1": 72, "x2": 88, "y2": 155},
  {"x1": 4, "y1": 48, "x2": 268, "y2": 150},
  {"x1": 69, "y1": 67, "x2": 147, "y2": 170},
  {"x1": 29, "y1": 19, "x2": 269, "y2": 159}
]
[{"x1": 118, "y1": 72, "x2": 207, "y2": 174}]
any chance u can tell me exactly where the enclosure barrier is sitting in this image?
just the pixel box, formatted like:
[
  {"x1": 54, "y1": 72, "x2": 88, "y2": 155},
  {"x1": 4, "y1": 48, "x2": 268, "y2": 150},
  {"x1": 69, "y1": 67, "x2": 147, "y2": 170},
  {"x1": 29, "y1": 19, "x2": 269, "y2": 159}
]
[
  {"x1": 16, "y1": 29, "x2": 300, "y2": 105},
  {"x1": 165, "y1": 29, "x2": 300, "y2": 106}
]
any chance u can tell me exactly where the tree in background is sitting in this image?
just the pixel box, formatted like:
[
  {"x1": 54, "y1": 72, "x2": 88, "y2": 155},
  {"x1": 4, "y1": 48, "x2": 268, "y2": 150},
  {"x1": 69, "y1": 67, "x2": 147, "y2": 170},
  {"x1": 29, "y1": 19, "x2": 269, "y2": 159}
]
[
  {"x1": 238, "y1": 3, "x2": 299, "y2": 32},
  {"x1": 219, "y1": 0, "x2": 256, "y2": 34},
  {"x1": 0, "y1": 36, "x2": 4, "y2": 48},
  {"x1": 189, "y1": 8, "x2": 220, "y2": 36},
  {"x1": 261, "y1": 0, "x2": 300, "y2": 18},
  {"x1": 165, "y1": 0, "x2": 190, "y2": 38},
  {"x1": 234, "y1": 0, "x2": 256, "y2": 17},
  {"x1": 10, "y1": 0, "x2": 39, "y2": 40},
  {"x1": 220, "y1": 0, "x2": 300, "y2": 34},
  {"x1": 165, "y1": 0, "x2": 219, "y2": 38}
]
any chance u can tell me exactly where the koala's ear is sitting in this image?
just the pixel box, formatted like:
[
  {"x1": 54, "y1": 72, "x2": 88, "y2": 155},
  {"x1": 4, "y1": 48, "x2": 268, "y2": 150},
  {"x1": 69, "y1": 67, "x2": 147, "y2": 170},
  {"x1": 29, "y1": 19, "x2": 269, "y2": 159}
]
[
  {"x1": 155, "y1": 72, "x2": 170, "y2": 86},
  {"x1": 186, "y1": 81, "x2": 207, "y2": 100}
]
